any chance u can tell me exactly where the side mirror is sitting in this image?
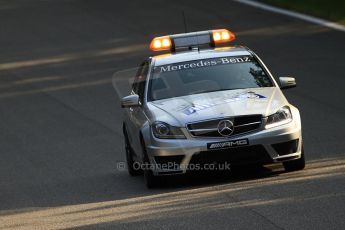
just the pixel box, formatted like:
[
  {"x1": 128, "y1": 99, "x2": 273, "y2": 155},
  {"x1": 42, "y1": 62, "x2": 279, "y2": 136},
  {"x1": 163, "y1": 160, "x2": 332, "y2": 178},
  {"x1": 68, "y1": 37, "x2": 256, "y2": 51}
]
[
  {"x1": 121, "y1": 94, "x2": 140, "y2": 108},
  {"x1": 279, "y1": 77, "x2": 296, "y2": 89}
]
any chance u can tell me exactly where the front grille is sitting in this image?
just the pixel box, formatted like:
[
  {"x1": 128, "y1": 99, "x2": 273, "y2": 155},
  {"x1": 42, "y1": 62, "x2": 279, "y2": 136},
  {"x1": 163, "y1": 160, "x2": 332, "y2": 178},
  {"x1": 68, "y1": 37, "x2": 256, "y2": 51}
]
[
  {"x1": 189, "y1": 145, "x2": 272, "y2": 165},
  {"x1": 187, "y1": 115, "x2": 262, "y2": 137}
]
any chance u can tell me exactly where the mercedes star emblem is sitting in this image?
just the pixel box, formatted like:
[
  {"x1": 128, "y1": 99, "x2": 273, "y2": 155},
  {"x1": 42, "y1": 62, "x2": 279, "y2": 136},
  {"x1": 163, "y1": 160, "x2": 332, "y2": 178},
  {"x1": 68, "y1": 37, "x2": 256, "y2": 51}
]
[{"x1": 217, "y1": 120, "x2": 234, "y2": 136}]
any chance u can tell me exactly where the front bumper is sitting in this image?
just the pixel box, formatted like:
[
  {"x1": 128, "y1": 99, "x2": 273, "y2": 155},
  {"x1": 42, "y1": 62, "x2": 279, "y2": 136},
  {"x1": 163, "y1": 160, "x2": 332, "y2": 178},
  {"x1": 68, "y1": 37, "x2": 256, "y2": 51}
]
[{"x1": 145, "y1": 114, "x2": 302, "y2": 175}]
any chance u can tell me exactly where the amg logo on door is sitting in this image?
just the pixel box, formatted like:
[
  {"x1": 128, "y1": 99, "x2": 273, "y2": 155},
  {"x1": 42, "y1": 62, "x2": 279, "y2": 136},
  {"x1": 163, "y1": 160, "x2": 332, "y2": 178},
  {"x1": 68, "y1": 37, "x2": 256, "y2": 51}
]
[{"x1": 207, "y1": 139, "x2": 249, "y2": 150}]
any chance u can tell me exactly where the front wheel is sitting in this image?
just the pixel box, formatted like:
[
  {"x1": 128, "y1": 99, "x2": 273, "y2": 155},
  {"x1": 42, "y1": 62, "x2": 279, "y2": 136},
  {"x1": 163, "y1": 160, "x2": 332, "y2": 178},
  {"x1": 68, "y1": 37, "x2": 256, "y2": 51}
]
[
  {"x1": 123, "y1": 126, "x2": 142, "y2": 176},
  {"x1": 141, "y1": 137, "x2": 160, "y2": 188},
  {"x1": 283, "y1": 147, "x2": 305, "y2": 172},
  {"x1": 125, "y1": 142, "x2": 142, "y2": 176},
  {"x1": 143, "y1": 167, "x2": 160, "y2": 188}
]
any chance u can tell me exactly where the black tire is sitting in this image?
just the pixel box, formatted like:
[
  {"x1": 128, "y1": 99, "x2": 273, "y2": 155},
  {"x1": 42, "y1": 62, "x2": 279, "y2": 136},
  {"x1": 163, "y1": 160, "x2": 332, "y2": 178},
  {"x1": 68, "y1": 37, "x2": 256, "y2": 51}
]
[
  {"x1": 283, "y1": 147, "x2": 306, "y2": 172},
  {"x1": 144, "y1": 167, "x2": 159, "y2": 188},
  {"x1": 141, "y1": 136, "x2": 160, "y2": 188},
  {"x1": 123, "y1": 126, "x2": 142, "y2": 176}
]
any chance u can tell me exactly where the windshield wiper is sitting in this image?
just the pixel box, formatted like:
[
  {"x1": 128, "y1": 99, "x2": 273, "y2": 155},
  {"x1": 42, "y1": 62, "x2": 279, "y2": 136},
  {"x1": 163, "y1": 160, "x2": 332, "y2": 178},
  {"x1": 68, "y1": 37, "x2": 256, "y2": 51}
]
[{"x1": 190, "y1": 88, "x2": 245, "y2": 95}]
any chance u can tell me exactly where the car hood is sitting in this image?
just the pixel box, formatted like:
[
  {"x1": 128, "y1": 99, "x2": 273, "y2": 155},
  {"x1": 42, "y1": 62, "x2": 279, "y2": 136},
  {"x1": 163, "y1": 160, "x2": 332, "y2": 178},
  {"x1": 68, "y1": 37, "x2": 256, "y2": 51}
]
[{"x1": 147, "y1": 87, "x2": 288, "y2": 126}]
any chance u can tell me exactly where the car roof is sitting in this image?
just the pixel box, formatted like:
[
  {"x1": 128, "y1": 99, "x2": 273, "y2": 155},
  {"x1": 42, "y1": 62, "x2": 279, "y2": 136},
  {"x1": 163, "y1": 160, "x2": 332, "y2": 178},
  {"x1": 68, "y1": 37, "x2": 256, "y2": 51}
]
[{"x1": 152, "y1": 46, "x2": 252, "y2": 66}]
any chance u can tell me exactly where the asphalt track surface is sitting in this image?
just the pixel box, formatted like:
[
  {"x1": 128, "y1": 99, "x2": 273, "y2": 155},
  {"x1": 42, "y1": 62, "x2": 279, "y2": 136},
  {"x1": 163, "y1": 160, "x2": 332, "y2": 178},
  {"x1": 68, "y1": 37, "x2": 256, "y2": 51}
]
[{"x1": 0, "y1": 0, "x2": 345, "y2": 229}]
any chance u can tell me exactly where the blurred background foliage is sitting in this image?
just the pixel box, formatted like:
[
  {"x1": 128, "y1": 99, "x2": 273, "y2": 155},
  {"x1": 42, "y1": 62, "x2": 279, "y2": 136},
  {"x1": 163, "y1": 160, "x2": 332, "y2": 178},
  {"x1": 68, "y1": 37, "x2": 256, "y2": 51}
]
[{"x1": 261, "y1": 0, "x2": 345, "y2": 25}]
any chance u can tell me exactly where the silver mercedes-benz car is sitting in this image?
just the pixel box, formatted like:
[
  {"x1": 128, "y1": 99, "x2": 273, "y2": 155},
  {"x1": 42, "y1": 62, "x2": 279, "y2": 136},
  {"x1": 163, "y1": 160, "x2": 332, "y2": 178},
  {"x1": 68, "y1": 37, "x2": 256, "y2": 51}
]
[{"x1": 121, "y1": 29, "x2": 305, "y2": 187}]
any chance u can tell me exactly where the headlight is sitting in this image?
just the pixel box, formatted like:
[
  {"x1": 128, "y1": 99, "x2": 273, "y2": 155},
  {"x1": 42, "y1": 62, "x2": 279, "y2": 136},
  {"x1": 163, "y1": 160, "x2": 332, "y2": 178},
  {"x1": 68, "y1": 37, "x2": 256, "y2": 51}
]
[
  {"x1": 152, "y1": 122, "x2": 186, "y2": 139},
  {"x1": 265, "y1": 106, "x2": 292, "y2": 129}
]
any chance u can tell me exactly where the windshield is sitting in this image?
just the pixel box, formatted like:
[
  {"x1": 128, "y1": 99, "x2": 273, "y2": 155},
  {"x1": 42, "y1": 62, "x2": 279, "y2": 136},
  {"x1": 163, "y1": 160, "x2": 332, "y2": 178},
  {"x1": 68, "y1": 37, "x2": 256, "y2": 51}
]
[{"x1": 148, "y1": 55, "x2": 274, "y2": 101}]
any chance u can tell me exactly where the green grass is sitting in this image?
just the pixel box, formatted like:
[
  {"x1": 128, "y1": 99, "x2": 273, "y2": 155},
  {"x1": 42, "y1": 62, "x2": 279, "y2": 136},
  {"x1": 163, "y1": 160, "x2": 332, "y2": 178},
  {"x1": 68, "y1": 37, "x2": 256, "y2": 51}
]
[{"x1": 260, "y1": 0, "x2": 345, "y2": 25}]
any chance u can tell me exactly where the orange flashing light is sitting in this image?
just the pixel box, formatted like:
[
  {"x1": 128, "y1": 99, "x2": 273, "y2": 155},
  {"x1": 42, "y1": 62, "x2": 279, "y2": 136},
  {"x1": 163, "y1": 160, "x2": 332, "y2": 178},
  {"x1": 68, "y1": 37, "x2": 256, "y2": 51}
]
[
  {"x1": 150, "y1": 36, "x2": 172, "y2": 51},
  {"x1": 212, "y1": 29, "x2": 235, "y2": 43}
]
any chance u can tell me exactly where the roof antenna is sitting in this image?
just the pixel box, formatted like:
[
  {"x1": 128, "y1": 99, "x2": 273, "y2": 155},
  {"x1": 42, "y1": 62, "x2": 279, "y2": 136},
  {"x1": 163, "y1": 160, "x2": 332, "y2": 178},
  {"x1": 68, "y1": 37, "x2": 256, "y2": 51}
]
[
  {"x1": 182, "y1": 11, "x2": 198, "y2": 52},
  {"x1": 182, "y1": 11, "x2": 188, "y2": 33}
]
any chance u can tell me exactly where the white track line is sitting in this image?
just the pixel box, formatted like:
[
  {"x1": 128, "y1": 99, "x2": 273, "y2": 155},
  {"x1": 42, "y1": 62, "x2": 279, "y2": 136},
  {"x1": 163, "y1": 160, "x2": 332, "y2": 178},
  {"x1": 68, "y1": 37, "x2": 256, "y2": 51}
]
[{"x1": 234, "y1": 0, "x2": 345, "y2": 32}]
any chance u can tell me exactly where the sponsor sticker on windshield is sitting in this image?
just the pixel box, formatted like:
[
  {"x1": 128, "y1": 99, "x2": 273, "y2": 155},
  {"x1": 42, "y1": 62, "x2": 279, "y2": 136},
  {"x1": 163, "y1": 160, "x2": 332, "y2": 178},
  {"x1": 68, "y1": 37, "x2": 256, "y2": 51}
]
[{"x1": 154, "y1": 56, "x2": 253, "y2": 73}]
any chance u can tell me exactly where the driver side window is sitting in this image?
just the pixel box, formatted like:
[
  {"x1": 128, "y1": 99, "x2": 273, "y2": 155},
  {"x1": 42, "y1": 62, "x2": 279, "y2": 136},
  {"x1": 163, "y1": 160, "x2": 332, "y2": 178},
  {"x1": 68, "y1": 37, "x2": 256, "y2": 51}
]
[{"x1": 132, "y1": 60, "x2": 149, "y2": 103}]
